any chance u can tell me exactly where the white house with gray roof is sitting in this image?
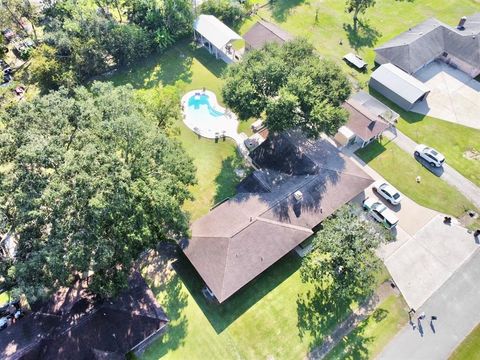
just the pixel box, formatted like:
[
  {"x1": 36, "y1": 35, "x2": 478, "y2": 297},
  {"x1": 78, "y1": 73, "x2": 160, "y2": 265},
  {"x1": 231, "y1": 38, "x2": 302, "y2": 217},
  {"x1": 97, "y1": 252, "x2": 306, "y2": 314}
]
[{"x1": 375, "y1": 14, "x2": 480, "y2": 78}]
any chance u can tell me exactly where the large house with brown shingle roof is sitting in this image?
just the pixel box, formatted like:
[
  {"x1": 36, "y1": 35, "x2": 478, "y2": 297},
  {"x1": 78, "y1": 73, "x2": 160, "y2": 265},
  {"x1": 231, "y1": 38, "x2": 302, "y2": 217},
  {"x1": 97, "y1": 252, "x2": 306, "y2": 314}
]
[{"x1": 180, "y1": 131, "x2": 374, "y2": 303}]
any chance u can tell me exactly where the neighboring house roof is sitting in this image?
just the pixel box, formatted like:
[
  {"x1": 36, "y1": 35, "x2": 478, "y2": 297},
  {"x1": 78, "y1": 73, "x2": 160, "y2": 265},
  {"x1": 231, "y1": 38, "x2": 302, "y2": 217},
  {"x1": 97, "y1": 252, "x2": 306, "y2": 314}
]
[
  {"x1": 243, "y1": 20, "x2": 293, "y2": 50},
  {"x1": 341, "y1": 91, "x2": 397, "y2": 142},
  {"x1": 375, "y1": 14, "x2": 480, "y2": 74},
  {"x1": 194, "y1": 15, "x2": 242, "y2": 50},
  {"x1": 370, "y1": 63, "x2": 430, "y2": 104},
  {"x1": 181, "y1": 132, "x2": 374, "y2": 303},
  {"x1": 348, "y1": 91, "x2": 400, "y2": 123},
  {"x1": 0, "y1": 272, "x2": 168, "y2": 360}
]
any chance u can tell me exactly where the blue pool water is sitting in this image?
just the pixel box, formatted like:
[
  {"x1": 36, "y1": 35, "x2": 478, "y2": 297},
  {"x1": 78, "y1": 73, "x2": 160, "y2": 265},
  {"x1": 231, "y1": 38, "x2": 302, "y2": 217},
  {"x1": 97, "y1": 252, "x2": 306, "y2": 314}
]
[{"x1": 188, "y1": 93, "x2": 224, "y2": 117}]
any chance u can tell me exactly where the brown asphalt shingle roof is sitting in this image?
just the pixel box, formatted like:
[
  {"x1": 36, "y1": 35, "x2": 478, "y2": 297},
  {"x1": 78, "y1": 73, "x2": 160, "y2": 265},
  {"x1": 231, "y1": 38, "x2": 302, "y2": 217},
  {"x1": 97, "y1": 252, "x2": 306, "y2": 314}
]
[
  {"x1": 243, "y1": 20, "x2": 293, "y2": 50},
  {"x1": 181, "y1": 132, "x2": 374, "y2": 303},
  {"x1": 342, "y1": 101, "x2": 391, "y2": 142},
  {"x1": 0, "y1": 272, "x2": 167, "y2": 360}
]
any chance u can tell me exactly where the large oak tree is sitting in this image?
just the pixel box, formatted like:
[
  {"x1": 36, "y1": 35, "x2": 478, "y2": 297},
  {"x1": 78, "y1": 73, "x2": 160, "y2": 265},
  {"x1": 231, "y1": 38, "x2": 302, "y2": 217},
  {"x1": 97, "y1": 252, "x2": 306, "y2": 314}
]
[
  {"x1": 222, "y1": 39, "x2": 351, "y2": 138},
  {"x1": 0, "y1": 82, "x2": 196, "y2": 301}
]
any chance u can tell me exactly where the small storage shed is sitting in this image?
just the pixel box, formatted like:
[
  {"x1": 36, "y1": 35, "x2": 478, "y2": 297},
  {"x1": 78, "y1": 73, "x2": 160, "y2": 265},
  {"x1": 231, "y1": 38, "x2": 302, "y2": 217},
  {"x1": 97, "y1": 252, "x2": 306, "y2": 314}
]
[{"x1": 369, "y1": 63, "x2": 430, "y2": 110}]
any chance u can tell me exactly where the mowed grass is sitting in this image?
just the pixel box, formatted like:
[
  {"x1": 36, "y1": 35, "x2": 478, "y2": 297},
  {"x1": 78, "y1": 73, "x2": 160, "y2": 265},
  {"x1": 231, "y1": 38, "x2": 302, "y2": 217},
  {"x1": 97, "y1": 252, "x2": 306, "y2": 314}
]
[
  {"x1": 356, "y1": 139, "x2": 476, "y2": 217},
  {"x1": 142, "y1": 254, "x2": 317, "y2": 360},
  {"x1": 450, "y1": 324, "x2": 480, "y2": 360},
  {"x1": 110, "y1": 41, "x2": 242, "y2": 219},
  {"x1": 369, "y1": 89, "x2": 480, "y2": 187},
  {"x1": 325, "y1": 294, "x2": 408, "y2": 360},
  {"x1": 256, "y1": 0, "x2": 479, "y2": 84}
]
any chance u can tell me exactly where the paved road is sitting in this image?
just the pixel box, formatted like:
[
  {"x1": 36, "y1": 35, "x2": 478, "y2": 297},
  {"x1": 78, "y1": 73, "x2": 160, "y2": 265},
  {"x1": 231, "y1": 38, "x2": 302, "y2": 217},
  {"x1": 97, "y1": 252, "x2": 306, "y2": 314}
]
[
  {"x1": 377, "y1": 248, "x2": 480, "y2": 360},
  {"x1": 384, "y1": 129, "x2": 480, "y2": 209}
]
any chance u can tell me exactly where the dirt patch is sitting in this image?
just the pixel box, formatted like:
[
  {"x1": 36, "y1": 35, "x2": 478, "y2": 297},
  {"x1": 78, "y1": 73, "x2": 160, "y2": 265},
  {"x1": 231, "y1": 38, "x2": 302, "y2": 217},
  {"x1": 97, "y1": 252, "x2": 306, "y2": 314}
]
[{"x1": 464, "y1": 149, "x2": 480, "y2": 161}]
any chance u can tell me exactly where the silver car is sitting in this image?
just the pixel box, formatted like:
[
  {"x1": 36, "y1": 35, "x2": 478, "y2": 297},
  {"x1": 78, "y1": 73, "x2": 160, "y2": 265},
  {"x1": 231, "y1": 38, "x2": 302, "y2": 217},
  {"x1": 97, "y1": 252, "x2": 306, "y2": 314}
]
[{"x1": 363, "y1": 197, "x2": 399, "y2": 229}]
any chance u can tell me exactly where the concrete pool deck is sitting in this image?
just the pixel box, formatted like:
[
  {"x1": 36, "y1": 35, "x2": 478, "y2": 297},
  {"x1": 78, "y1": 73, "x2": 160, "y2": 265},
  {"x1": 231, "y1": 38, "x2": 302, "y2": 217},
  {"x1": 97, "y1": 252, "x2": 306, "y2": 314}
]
[{"x1": 181, "y1": 90, "x2": 242, "y2": 143}]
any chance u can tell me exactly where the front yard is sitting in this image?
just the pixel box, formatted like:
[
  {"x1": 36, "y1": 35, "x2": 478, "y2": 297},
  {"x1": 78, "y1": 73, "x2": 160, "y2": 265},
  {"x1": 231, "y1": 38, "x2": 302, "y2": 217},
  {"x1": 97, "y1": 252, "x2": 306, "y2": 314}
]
[
  {"x1": 356, "y1": 139, "x2": 477, "y2": 217},
  {"x1": 450, "y1": 324, "x2": 480, "y2": 360}
]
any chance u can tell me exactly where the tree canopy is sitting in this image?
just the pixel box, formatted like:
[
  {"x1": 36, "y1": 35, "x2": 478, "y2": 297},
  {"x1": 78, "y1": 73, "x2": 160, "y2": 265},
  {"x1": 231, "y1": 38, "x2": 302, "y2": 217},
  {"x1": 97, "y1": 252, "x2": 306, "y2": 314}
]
[
  {"x1": 222, "y1": 39, "x2": 351, "y2": 138},
  {"x1": 200, "y1": 0, "x2": 247, "y2": 28},
  {"x1": 27, "y1": 0, "x2": 193, "y2": 91},
  {"x1": 345, "y1": 0, "x2": 376, "y2": 29},
  {"x1": 301, "y1": 205, "x2": 391, "y2": 300},
  {"x1": 0, "y1": 82, "x2": 196, "y2": 301}
]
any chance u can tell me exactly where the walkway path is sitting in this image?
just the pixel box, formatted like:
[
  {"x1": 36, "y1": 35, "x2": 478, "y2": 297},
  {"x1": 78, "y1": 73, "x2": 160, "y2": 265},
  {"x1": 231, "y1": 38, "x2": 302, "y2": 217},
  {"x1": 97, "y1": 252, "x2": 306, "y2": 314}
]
[
  {"x1": 377, "y1": 248, "x2": 480, "y2": 360},
  {"x1": 384, "y1": 128, "x2": 480, "y2": 209}
]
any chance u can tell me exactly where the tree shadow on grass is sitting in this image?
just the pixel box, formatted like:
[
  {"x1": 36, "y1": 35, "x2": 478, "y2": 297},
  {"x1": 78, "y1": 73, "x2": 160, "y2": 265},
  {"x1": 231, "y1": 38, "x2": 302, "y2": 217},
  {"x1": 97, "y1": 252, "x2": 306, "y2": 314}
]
[
  {"x1": 141, "y1": 250, "x2": 189, "y2": 357},
  {"x1": 324, "y1": 306, "x2": 391, "y2": 359},
  {"x1": 297, "y1": 285, "x2": 358, "y2": 349},
  {"x1": 191, "y1": 44, "x2": 229, "y2": 79},
  {"x1": 173, "y1": 251, "x2": 302, "y2": 334},
  {"x1": 355, "y1": 140, "x2": 387, "y2": 164},
  {"x1": 269, "y1": 0, "x2": 308, "y2": 22},
  {"x1": 107, "y1": 42, "x2": 194, "y2": 90},
  {"x1": 343, "y1": 20, "x2": 381, "y2": 50},
  {"x1": 213, "y1": 154, "x2": 247, "y2": 205}
]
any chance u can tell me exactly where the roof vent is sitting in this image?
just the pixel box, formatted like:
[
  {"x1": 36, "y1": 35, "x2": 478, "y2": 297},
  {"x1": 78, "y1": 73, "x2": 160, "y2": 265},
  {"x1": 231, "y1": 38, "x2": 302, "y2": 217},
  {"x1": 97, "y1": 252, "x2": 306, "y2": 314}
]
[
  {"x1": 457, "y1": 16, "x2": 467, "y2": 30},
  {"x1": 294, "y1": 191, "x2": 303, "y2": 202}
]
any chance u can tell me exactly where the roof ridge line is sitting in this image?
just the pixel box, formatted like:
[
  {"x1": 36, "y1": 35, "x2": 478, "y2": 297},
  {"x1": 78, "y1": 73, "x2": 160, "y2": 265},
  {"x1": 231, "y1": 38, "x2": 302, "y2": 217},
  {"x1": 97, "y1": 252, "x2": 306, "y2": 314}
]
[{"x1": 255, "y1": 217, "x2": 313, "y2": 233}]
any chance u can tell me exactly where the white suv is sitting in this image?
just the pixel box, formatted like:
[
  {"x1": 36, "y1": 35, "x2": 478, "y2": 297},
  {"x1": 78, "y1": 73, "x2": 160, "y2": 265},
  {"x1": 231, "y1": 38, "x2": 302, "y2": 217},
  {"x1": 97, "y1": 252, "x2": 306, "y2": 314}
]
[
  {"x1": 363, "y1": 198, "x2": 399, "y2": 229},
  {"x1": 372, "y1": 181, "x2": 403, "y2": 206},
  {"x1": 414, "y1": 144, "x2": 445, "y2": 167}
]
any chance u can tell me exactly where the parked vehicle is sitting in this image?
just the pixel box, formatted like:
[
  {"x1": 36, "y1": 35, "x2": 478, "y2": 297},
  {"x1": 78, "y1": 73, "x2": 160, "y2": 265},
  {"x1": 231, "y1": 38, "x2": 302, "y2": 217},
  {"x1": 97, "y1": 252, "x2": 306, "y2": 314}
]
[
  {"x1": 363, "y1": 197, "x2": 399, "y2": 229},
  {"x1": 414, "y1": 144, "x2": 445, "y2": 167},
  {"x1": 372, "y1": 181, "x2": 403, "y2": 205}
]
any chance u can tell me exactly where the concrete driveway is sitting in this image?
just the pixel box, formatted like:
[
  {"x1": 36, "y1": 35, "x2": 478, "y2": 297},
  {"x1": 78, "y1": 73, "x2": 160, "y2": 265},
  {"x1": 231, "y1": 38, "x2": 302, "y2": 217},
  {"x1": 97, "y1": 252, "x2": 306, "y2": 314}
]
[
  {"x1": 346, "y1": 148, "x2": 479, "y2": 310},
  {"x1": 412, "y1": 61, "x2": 480, "y2": 130}
]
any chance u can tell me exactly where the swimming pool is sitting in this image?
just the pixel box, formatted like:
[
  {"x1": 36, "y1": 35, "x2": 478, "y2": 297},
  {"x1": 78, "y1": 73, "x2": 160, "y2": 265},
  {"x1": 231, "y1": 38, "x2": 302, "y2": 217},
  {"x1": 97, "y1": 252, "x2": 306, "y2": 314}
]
[
  {"x1": 187, "y1": 93, "x2": 224, "y2": 117},
  {"x1": 181, "y1": 89, "x2": 239, "y2": 140}
]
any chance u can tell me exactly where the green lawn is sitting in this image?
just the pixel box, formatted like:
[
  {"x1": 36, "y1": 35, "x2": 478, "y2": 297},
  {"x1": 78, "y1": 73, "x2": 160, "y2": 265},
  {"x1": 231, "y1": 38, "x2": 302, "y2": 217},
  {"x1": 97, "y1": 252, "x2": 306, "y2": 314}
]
[
  {"x1": 141, "y1": 252, "x2": 394, "y2": 360},
  {"x1": 325, "y1": 294, "x2": 408, "y2": 360},
  {"x1": 110, "y1": 41, "x2": 244, "y2": 219},
  {"x1": 450, "y1": 324, "x2": 480, "y2": 360},
  {"x1": 356, "y1": 139, "x2": 477, "y2": 217},
  {"x1": 369, "y1": 89, "x2": 480, "y2": 187},
  {"x1": 256, "y1": 0, "x2": 479, "y2": 85}
]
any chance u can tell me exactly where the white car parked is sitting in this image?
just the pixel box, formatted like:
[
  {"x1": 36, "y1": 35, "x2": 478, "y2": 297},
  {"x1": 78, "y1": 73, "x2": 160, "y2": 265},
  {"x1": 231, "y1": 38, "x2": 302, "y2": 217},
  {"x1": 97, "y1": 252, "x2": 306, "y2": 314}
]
[
  {"x1": 362, "y1": 197, "x2": 399, "y2": 229},
  {"x1": 414, "y1": 144, "x2": 445, "y2": 167},
  {"x1": 372, "y1": 181, "x2": 403, "y2": 206}
]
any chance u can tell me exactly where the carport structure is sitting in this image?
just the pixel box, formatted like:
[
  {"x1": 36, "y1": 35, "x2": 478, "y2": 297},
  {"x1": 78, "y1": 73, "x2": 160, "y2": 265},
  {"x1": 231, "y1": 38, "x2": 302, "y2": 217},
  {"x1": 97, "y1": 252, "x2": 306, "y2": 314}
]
[
  {"x1": 193, "y1": 15, "x2": 243, "y2": 63},
  {"x1": 370, "y1": 63, "x2": 430, "y2": 110}
]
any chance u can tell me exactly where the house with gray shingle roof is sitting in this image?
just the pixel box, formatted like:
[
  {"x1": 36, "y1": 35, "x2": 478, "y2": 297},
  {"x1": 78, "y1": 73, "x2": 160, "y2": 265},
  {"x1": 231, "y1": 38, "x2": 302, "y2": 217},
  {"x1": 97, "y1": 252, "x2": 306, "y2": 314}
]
[{"x1": 375, "y1": 14, "x2": 480, "y2": 78}]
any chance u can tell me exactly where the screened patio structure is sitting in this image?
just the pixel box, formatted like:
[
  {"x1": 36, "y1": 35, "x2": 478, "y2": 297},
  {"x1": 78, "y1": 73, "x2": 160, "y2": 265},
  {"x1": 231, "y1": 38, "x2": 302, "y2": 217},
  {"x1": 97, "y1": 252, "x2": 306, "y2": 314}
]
[{"x1": 194, "y1": 15, "x2": 243, "y2": 63}]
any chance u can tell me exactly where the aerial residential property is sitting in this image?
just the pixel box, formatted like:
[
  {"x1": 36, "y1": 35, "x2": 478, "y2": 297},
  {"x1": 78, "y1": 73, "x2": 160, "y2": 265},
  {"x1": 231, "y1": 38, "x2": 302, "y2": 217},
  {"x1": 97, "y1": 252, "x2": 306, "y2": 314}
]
[{"x1": 1, "y1": 1, "x2": 479, "y2": 360}]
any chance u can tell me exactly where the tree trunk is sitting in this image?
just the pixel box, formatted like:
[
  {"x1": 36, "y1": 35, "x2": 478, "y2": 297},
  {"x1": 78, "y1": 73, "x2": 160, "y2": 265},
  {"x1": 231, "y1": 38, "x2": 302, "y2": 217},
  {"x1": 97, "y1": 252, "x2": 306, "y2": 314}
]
[
  {"x1": 114, "y1": 0, "x2": 123, "y2": 22},
  {"x1": 4, "y1": 3, "x2": 28, "y2": 34}
]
